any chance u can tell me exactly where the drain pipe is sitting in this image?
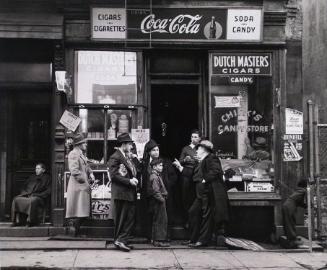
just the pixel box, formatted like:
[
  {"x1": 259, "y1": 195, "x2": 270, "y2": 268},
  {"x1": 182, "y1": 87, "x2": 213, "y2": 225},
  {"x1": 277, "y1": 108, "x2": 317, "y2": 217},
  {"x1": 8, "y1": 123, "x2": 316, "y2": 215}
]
[{"x1": 307, "y1": 100, "x2": 314, "y2": 252}]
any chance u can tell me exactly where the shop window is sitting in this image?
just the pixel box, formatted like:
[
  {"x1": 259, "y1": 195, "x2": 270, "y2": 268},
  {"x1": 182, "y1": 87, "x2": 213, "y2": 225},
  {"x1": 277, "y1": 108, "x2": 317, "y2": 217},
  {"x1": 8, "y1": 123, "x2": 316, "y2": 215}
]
[
  {"x1": 209, "y1": 55, "x2": 274, "y2": 193},
  {"x1": 75, "y1": 51, "x2": 137, "y2": 104},
  {"x1": 78, "y1": 108, "x2": 136, "y2": 163}
]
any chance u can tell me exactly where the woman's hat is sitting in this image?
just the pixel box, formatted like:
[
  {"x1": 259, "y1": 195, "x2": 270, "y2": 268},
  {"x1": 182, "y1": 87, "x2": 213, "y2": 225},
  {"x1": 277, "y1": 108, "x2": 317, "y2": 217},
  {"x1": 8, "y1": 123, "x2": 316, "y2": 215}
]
[
  {"x1": 117, "y1": 133, "x2": 134, "y2": 144},
  {"x1": 253, "y1": 137, "x2": 267, "y2": 148},
  {"x1": 145, "y1": 139, "x2": 159, "y2": 152},
  {"x1": 196, "y1": 140, "x2": 214, "y2": 152},
  {"x1": 73, "y1": 133, "x2": 87, "y2": 145}
]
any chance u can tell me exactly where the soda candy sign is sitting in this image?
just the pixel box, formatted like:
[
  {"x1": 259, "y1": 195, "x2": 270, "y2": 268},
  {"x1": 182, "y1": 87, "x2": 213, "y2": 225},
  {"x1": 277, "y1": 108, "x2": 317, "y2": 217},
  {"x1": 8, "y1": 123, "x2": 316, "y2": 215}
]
[
  {"x1": 211, "y1": 53, "x2": 272, "y2": 76},
  {"x1": 91, "y1": 7, "x2": 263, "y2": 41}
]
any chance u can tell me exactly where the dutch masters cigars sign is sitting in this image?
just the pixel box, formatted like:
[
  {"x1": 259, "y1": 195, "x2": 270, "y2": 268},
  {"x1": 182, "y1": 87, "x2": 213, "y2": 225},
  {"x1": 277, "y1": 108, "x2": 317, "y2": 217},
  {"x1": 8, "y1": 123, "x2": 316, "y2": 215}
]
[
  {"x1": 91, "y1": 8, "x2": 262, "y2": 41},
  {"x1": 212, "y1": 53, "x2": 272, "y2": 76}
]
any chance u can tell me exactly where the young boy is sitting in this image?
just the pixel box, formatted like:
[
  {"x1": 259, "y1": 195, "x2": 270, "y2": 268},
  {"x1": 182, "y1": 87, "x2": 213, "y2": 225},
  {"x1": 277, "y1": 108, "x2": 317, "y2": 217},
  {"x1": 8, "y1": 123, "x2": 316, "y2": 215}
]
[{"x1": 147, "y1": 158, "x2": 170, "y2": 247}]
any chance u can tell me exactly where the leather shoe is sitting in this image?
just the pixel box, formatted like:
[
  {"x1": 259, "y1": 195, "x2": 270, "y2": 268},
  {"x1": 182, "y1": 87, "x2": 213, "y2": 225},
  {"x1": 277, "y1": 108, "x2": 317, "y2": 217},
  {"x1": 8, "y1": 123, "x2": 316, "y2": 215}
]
[
  {"x1": 153, "y1": 241, "x2": 170, "y2": 247},
  {"x1": 126, "y1": 244, "x2": 134, "y2": 250},
  {"x1": 190, "y1": 241, "x2": 207, "y2": 248},
  {"x1": 114, "y1": 241, "x2": 131, "y2": 252},
  {"x1": 181, "y1": 240, "x2": 191, "y2": 245}
]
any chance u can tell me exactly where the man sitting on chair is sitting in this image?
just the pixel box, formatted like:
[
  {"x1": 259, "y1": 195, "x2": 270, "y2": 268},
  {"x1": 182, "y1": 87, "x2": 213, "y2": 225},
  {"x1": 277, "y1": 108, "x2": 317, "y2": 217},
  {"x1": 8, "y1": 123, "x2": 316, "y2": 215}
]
[{"x1": 11, "y1": 163, "x2": 51, "y2": 227}]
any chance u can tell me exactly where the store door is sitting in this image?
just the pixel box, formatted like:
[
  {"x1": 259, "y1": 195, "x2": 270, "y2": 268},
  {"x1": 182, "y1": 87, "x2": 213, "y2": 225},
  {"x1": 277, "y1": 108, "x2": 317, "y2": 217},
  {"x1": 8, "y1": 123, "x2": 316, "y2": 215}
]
[
  {"x1": 6, "y1": 90, "x2": 51, "y2": 219},
  {"x1": 151, "y1": 84, "x2": 199, "y2": 159}
]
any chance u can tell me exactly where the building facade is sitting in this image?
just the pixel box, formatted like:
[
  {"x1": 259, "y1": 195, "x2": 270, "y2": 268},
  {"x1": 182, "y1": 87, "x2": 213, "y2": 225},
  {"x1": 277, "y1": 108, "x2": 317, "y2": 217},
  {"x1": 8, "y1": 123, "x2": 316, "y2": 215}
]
[{"x1": 0, "y1": 0, "x2": 307, "y2": 240}]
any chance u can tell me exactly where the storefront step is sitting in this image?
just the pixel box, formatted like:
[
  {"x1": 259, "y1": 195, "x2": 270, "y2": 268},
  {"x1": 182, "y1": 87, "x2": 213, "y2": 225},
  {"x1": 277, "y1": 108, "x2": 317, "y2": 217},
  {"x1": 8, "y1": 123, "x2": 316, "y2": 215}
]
[{"x1": 0, "y1": 224, "x2": 65, "y2": 237}]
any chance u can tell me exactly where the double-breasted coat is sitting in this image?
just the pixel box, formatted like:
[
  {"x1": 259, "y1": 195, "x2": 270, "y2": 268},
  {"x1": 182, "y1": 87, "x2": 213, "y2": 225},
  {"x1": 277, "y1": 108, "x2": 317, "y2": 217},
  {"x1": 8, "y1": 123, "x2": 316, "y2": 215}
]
[{"x1": 66, "y1": 147, "x2": 93, "y2": 218}]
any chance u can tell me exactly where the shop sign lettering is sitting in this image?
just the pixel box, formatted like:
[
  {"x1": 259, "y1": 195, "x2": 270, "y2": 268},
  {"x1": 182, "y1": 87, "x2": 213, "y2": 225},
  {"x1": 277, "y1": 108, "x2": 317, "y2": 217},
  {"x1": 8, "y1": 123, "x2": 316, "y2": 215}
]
[
  {"x1": 212, "y1": 53, "x2": 272, "y2": 76},
  {"x1": 141, "y1": 14, "x2": 202, "y2": 34},
  {"x1": 228, "y1": 76, "x2": 254, "y2": 84},
  {"x1": 227, "y1": 9, "x2": 262, "y2": 40},
  {"x1": 91, "y1": 7, "x2": 262, "y2": 41},
  {"x1": 92, "y1": 8, "x2": 126, "y2": 39}
]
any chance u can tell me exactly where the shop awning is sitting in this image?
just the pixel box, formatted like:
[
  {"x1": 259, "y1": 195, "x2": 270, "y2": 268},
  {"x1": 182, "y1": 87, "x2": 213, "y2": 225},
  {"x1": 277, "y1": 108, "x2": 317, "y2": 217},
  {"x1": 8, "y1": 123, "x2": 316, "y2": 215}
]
[{"x1": 0, "y1": 13, "x2": 63, "y2": 39}]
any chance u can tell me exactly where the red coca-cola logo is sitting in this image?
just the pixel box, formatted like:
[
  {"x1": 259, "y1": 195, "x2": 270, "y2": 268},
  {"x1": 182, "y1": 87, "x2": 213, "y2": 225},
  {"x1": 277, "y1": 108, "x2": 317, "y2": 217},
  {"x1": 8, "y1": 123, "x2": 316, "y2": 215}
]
[{"x1": 140, "y1": 14, "x2": 202, "y2": 34}]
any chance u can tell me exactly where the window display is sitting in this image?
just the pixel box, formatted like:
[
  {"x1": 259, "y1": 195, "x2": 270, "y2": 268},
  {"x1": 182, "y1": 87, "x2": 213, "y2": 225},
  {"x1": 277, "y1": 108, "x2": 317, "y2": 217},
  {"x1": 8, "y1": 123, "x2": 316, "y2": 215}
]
[
  {"x1": 209, "y1": 53, "x2": 274, "y2": 193},
  {"x1": 75, "y1": 51, "x2": 137, "y2": 104},
  {"x1": 77, "y1": 108, "x2": 136, "y2": 163}
]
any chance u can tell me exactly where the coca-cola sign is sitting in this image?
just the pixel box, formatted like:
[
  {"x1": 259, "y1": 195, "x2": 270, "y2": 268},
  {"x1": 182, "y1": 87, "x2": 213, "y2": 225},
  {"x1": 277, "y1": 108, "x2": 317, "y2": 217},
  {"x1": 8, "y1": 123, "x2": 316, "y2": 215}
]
[
  {"x1": 128, "y1": 8, "x2": 227, "y2": 40},
  {"x1": 91, "y1": 7, "x2": 263, "y2": 41}
]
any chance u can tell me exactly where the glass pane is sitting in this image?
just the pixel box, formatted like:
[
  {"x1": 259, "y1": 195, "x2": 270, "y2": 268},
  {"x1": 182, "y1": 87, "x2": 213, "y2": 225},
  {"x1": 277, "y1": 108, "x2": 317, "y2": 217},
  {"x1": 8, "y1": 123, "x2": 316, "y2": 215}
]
[
  {"x1": 79, "y1": 109, "x2": 105, "y2": 162},
  {"x1": 76, "y1": 51, "x2": 137, "y2": 104},
  {"x1": 210, "y1": 76, "x2": 274, "y2": 193}
]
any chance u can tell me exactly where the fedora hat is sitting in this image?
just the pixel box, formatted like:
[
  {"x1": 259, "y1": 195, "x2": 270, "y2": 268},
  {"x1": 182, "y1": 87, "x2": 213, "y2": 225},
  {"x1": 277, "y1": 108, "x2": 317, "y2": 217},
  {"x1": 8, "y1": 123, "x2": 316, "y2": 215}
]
[
  {"x1": 117, "y1": 133, "x2": 134, "y2": 144},
  {"x1": 253, "y1": 137, "x2": 267, "y2": 148},
  {"x1": 196, "y1": 140, "x2": 214, "y2": 152},
  {"x1": 145, "y1": 139, "x2": 159, "y2": 152},
  {"x1": 73, "y1": 133, "x2": 87, "y2": 145}
]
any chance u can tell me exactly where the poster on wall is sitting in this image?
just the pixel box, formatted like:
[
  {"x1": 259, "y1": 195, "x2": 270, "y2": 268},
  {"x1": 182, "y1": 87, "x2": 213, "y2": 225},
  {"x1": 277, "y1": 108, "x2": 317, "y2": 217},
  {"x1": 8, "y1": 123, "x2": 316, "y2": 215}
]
[
  {"x1": 132, "y1": 128, "x2": 150, "y2": 158},
  {"x1": 59, "y1": 110, "x2": 81, "y2": 132},
  {"x1": 285, "y1": 108, "x2": 303, "y2": 135},
  {"x1": 283, "y1": 134, "x2": 303, "y2": 162}
]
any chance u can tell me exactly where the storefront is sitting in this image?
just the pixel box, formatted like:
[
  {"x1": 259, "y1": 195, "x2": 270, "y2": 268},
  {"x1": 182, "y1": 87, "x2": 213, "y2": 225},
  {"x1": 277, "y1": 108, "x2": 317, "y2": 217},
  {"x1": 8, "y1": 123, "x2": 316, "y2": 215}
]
[{"x1": 44, "y1": 2, "x2": 292, "y2": 240}]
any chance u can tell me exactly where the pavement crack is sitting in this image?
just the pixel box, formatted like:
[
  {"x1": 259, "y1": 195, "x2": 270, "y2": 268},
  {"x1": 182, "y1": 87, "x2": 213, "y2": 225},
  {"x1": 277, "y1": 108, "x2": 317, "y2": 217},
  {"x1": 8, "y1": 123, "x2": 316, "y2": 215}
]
[
  {"x1": 72, "y1": 250, "x2": 79, "y2": 268},
  {"x1": 171, "y1": 249, "x2": 183, "y2": 270}
]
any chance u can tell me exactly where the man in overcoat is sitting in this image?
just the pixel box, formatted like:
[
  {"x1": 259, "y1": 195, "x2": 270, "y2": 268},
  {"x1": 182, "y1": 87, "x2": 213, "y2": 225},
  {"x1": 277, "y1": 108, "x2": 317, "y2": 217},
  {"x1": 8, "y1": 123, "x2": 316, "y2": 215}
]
[
  {"x1": 108, "y1": 133, "x2": 139, "y2": 252},
  {"x1": 182, "y1": 140, "x2": 229, "y2": 247},
  {"x1": 66, "y1": 133, "x2": 95, "y2": 236},
  {"x1": 11, "y1": 163, "x2": 51, "y2": 226}
]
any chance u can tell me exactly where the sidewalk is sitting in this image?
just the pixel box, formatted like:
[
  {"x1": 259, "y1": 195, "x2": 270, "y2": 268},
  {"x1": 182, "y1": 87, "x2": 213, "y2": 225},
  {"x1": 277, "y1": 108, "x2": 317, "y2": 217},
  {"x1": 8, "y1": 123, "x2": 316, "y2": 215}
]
[
  {"x1": 1, "y1": 249, "x2": 327, "y2": 269},
  {"x1": 0, "y1": 238, "x2": 326, "y2": 269}
]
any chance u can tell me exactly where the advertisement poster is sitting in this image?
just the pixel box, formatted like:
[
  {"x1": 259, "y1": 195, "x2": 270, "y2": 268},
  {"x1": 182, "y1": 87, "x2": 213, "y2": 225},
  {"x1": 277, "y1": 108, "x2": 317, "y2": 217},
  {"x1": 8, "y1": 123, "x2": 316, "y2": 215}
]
[
  {"x1": 59, "y1": 110, "x2": 81, "y2": 132},
  {"x1": 283, "y1": 134, "x2": 303, "y2": 162},
  {"x1": 285, "y1": 108, "x2": 303, "y2": 135},
  {"x1": 214, "y1": 96, "x2": 241, "y2": 108},
  {"x1": 132, "y1": 128, "x2": 150, "y2": 158}
]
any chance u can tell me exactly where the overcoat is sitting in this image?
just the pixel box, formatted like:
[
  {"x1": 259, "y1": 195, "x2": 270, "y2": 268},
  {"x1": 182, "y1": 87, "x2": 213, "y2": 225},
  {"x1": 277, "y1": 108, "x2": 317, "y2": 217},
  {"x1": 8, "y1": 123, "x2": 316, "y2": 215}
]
[
  {"x1": 200, "y1": 153, "x2": 229, "y2": 225},
  {"x1": 66, "y1": 147, "x2": 92, "y2": 218}
]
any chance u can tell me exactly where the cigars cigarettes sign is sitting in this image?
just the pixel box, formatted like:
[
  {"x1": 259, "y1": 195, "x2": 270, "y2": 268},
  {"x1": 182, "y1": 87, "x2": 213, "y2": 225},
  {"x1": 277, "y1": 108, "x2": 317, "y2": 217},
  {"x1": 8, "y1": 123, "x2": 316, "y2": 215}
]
[
  {"x1": 211, "y1": 53, "x2": 272, "y2": 76},
  {"x1": 91, "y1": 8, "x2": 262, "y2": 41}
]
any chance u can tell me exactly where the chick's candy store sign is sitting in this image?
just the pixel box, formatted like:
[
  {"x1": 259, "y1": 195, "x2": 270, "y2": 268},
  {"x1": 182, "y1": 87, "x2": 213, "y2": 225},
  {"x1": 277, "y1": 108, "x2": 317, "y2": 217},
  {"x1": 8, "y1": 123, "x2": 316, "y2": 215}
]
[{"x1": 91, "y1": 7, "x2": 262, "y2": 41}]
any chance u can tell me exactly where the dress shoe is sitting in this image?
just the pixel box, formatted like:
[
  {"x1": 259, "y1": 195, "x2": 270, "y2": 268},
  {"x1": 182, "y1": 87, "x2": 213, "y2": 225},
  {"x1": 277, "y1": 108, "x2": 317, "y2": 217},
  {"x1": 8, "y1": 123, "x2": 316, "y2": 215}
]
[
  {"x1": 126, "y1": 244, "x2": 134, "y2": 250},
  {"x1": 181, "y1": 240, "x2": 191, "y2": 245},
  {"x1": 114, "y1": 241, "x2": 131, "y2": 252},
  {"x1": 216, "y1": 235, "x2": 226, "y2": 247},
  {"x1": 190, "y1": 241, "x2": 207, "y2": 248}
]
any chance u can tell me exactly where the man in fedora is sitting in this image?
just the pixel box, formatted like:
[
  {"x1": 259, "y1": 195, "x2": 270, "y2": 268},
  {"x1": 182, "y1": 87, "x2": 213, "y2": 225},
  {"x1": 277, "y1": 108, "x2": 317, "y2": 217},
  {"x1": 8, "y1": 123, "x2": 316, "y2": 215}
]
[
  {"x1": 66, "y1": 133, "x2": 95, "y2": 237},
  {"x1": 108, "y1": 133, "x2": 139, "y2": 252},
  {"x1": 176, "y1": 140, "x2": 229, "y2": 247}
]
